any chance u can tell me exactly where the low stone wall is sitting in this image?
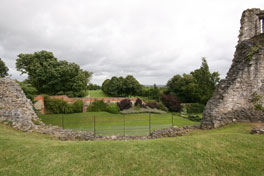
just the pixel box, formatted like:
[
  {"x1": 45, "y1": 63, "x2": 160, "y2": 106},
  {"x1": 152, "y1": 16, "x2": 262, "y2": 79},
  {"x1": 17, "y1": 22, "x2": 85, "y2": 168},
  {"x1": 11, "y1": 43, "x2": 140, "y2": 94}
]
[
  {"x1": 150, "y1": 125, "x2": 201, "y2": 138},
  {"x1": 250, "y1": 126, "x2": 264, "y2": 134}
]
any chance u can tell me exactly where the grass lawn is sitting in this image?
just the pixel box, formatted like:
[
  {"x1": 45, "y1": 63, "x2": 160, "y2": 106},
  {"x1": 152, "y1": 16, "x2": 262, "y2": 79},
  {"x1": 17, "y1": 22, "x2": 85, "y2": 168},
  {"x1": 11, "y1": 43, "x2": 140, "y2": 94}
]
[
  {"x1": 86, "y1": 90, "x2": 110, "y2": 98},
  {"x1": 39, "y1": 112, "x2": 200, "y2": 136},
  {"x1": 0, "y1": 123, "x2": 263, "y2": 175}
]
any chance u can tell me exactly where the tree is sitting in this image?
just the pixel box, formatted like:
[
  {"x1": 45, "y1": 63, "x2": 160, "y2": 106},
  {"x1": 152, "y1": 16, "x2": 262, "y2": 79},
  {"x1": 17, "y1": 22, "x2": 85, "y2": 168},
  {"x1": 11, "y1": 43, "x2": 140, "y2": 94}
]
[
  {"x1": 87, "y1": 83, "x2": 101, "y2": 90},
  {"x1": 167, "y1": 57, "x2": 220, "y2": 104},
  {"x1": 108, "y1": 76, "x2": 122, "y2": 97},
  {"x1": 16, "y1": 50, "x2": 92, "y2": 97},
  {"x1": 123, "y1": 75, "x2": 142, "y2": 96},
  {"x1": 167, "y1": 74, "x2": 199, "y2": 103},
  {"x1": 102, "y1": 79, "x2": 110, "y2": 93},
  {"x1": 0, "y1": 58, "x2": 9, "y2": 78},
  {"x1": 191, "y1": 57, "x2": 220, "y2": 104},
  {"x1": 102, "y1": 75, "x2": 142, "y2": 97}
]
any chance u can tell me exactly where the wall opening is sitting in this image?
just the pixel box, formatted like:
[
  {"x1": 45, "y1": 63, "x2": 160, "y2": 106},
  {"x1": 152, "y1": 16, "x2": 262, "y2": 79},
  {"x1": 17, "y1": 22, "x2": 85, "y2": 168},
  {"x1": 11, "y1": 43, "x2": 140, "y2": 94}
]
[{"x1": 261, "y1": 18, "x2": 264, "y2": 33}]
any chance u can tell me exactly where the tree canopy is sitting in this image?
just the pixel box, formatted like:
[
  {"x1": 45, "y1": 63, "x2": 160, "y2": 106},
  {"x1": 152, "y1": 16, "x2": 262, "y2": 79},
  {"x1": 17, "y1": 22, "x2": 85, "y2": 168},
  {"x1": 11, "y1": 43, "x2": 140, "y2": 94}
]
[
  {"x1": 102, "y1": 75, "x2": 142, "y2": 97},
  {"x1": 16, "y1": 50, "x2": 92, "y2": 97},
  {"x1": 0, "y1": 58, "x2": 9, "y2": 78},
  {"x1": 167, "y1": 57, "x2": 220, "y2": 104}
]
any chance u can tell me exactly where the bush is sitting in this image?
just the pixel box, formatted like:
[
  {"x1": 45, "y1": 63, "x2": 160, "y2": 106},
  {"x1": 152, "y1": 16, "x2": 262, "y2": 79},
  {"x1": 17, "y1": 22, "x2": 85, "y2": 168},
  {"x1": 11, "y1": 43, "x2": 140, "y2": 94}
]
[
  {"x1": 157, "y1": 102, "x2": 169, "y2": 112},
  {"x1": 118, "y1": 99, "x2": 132, "y2": 111},
  {"x1": 87, "y1": 100, "x2": 107, "y2": 112},
  {"x1": 146, "y1": 102, "x2": 159, "y2": 109},
  {"x1": 135, "y1": 98, "x2": 143, "y2": 108},
  {"x1": 44, "y1": 96, "x2": 83, "y2": 114},
  {"x1": 187, "y1": 115, "x2": 202, "y2": 122},
  {"x1": 106, "y1": 103, "x2": 120, "y2": 114},
  {"x1": 71, "y1": 100, "x2": 84, "y2": 113},
  {"x1": 161, "y1": 94, "x2": 181, "y2": 112},
  {"x1": 186, "y1": 103, "x2": 205, "y2": 113}
]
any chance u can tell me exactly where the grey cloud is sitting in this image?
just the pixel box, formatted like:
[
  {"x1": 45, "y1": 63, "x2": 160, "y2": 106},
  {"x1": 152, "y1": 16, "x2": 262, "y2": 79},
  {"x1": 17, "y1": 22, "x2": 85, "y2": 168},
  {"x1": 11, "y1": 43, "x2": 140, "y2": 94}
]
[{"x1": 0, "y1": 0, "x2": 263, "y2": 85}]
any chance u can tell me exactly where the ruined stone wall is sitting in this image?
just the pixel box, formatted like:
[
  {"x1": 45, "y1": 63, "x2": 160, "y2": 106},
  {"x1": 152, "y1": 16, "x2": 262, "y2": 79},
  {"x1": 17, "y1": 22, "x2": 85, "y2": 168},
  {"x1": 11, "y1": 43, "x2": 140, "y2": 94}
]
[
  {"x1": 0, "y1": 78, "x2": 95, "y2": 140},
  {"x1": 238, "y1": 8, "x2": 264, "y2": 43},
  {"x1": 0, "y1": 78, "x2": 43, "y2": 131},
  {"x1": 201, "y1": 33, "x2": 264, "y2": 129},
  {"x1": 202, "y1": 8, "x2": 264, "y2": 129}
]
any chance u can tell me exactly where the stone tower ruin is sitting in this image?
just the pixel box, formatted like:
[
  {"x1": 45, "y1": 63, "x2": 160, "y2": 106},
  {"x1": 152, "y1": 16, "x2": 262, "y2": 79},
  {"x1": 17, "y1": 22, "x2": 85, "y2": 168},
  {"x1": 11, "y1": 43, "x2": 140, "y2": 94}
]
[{"x1": 201, "y1": 8, "x2": 264, "y2": 129}]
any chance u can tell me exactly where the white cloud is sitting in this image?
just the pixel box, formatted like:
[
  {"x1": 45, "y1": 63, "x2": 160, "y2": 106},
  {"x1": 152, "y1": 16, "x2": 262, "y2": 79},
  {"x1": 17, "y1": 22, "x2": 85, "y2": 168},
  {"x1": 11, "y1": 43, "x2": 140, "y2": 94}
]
[{"x1": 0, "y1": 0, "x2": 263, "y2": 85}]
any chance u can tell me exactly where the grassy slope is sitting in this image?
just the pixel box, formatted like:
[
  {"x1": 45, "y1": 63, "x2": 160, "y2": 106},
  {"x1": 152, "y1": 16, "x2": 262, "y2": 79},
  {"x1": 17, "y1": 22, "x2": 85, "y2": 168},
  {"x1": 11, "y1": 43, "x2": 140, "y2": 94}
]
[
  {"x1": 39, "y1": 112, "x2": 199, "y2": 135},
  {"x1": 86, "y1": 90, "x2": 110, "y2": 97},
  {"x1": 0, "y1": 123, "x2": 264, "y2": 176}
]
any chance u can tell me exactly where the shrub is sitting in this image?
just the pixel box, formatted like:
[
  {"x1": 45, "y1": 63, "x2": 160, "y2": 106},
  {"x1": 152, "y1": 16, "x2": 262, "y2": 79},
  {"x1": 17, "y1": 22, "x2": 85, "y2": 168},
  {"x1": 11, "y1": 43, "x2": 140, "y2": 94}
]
[
  {"x1": 118, "y1": 99, "x2": 132, "y2": 111},
  {"x1": 161, "y1": 94, "x2": 181, "y2": 112},
  {"x1": 186, "y1": 103, "x2": 205, "y2": 113},
  {"x1": 135, "y1": 98, "x2": 143, "y2": 108},
  {"x1": 187, "y1": 115, "x2": 202, "y2": 122},
  {"x1": 44, "y1": 96, "x2": 83, "y2": 114},
  {"x1": 106, "y1": 103, "x2": 120, "y2": 114},
  {"x1": 44, "y1": 96, "x2": 68, "y2": 114},
  {"x1": 157, "y1": 102, "x2": 169, "y2": 112},
  {"x1": 87, "y1": 100, "x2": 107, "y2": 112},
  {"x1": 71, "y1": 100, "x2": 84, "y2": 113},
  {"x1": 146, "y1": 102, "x2": 159, "y2": 109}
]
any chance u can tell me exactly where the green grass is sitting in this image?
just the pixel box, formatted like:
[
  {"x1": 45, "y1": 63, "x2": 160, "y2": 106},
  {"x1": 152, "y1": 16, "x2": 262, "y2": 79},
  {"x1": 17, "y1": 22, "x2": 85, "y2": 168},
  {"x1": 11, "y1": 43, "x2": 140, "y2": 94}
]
[
  {"x1": 39, "y1": 112, "x2": 199, "y2": 136},
  {"x1": 0, "y1": 123, "x2": 264, "y2": 175},
  {"x1": 86, "y1": 90, "x2": 110, "y2": 97}
]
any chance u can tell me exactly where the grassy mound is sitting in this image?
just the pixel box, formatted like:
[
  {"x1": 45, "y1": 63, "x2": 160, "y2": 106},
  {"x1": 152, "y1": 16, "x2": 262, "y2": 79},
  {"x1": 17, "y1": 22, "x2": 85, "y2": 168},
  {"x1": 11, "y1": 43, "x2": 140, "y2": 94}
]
[{"x1": 0, "y1": 123, "x2": 264, "y2": 175}]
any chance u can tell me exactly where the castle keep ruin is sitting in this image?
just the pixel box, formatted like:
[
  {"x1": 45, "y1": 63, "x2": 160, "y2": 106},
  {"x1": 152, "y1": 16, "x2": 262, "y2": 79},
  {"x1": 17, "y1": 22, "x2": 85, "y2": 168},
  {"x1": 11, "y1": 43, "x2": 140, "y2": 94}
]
[{"x1": 201, "y1": 8, "x2": 264, "y2": 129}]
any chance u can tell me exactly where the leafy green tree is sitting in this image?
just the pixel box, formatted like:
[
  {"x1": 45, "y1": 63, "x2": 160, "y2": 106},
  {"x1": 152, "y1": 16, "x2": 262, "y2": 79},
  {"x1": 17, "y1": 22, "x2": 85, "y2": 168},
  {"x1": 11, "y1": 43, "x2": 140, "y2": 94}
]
[
  {"x1": 108, "y1": 76, "x2": 122, "y2": 97},
  {"x1": 102, "y1": 79, "x2": 110, "y2": 93},
  {"x1": 141, "y1": 84, "x2": 161, "y2": 101},
  {"x1": 123, "y1": 75, "x2": 142, "y2": 96},
  {"x1": 167, "y1": 74, "x2": 199, "y2": 103},
  {"x1": 0, "y1": 58, "x2": 9, "y2": 78},
  {"x1": 167, "y1": 58, "x2": 220, "y2": 104},
  {"x1": 16, "y1": 50, "x2": 92, "y2": 97},
  {"x1": 102, "y1": 75, "x2": 142, "y2": 97},
  {"x1": 87, "y1": 83, "x2": 101, "y2": 90},
  {"x1": 191, "y1": 57, "x2": 220, "y2": 104}
]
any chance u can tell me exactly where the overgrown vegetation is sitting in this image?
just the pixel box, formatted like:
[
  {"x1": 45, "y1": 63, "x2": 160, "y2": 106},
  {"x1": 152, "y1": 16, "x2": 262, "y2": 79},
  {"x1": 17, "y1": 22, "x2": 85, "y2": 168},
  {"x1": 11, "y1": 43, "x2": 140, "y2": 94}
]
[
  {"x1": 247, "y1": 45, "x2": 260, "y2": 61},
  {"x1": 250, "y1": 92, "x2": 264, "y2": 111},
  {"x1": 44, "y1": 96, "x2": 83, "y2": 114},
  {"x1": 16, "y1": 79, "x2": 38, "y2": 101}
]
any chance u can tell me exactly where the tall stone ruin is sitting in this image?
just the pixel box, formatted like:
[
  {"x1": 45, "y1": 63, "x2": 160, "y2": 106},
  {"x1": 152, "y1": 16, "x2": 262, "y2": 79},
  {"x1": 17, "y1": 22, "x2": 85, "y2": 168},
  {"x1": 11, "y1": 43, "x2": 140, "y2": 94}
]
[{"x1": 201, "y1": 8, "x2": 264, "y2": 129}]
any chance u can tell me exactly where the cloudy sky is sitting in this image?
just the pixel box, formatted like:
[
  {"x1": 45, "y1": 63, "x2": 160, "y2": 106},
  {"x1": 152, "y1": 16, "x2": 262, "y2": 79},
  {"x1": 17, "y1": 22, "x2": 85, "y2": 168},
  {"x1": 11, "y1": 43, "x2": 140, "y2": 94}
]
[{"x1": 0, "y1": 0, "x2": 263, "y2": 85}]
